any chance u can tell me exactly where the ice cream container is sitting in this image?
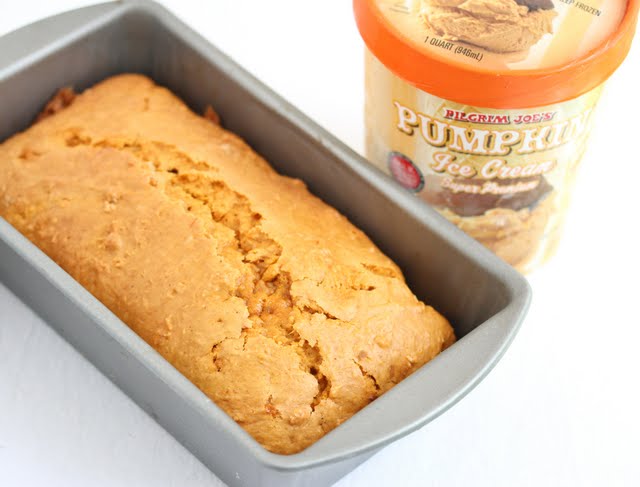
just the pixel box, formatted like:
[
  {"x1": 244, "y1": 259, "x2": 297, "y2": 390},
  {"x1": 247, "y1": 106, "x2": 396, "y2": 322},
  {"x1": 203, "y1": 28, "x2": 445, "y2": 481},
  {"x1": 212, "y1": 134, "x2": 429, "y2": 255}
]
[{"x1": 354, "y1": 0, "x2": 639, "y2": 271}]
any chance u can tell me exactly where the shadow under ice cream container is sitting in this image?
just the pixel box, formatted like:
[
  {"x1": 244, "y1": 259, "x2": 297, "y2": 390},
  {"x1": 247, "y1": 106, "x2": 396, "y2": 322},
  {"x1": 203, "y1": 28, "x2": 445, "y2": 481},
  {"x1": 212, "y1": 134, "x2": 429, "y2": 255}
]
[{"x1": 354, "y1": 0, "x2": 639, "y2": 272}]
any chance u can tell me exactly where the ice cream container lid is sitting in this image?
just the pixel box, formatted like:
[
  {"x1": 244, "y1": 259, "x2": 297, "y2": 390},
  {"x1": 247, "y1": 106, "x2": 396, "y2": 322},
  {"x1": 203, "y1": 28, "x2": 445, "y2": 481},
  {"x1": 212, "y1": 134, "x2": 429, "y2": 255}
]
[{"x1": 354, "y1": 0, "x2": 639, "y2": 107}]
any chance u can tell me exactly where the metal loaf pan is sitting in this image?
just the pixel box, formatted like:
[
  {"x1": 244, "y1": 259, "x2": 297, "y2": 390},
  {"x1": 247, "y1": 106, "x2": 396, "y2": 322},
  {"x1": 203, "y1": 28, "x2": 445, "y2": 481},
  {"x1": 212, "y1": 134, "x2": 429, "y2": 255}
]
[{"x1": 0, "y1": 2, "x2": 531, "y2": 485}]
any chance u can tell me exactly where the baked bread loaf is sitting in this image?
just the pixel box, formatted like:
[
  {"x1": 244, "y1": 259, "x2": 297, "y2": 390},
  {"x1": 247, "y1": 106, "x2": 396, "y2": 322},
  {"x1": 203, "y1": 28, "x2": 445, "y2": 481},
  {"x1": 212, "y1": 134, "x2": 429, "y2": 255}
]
[{"x1": 0, "y1": 75, "x2": 455, "y2": 454}]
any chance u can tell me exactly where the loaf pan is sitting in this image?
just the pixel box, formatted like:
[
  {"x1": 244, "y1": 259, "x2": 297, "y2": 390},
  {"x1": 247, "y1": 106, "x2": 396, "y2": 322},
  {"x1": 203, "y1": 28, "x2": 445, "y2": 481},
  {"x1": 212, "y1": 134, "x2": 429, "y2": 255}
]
[{"x1": 0, "y1": 2, "x2": 531, "y2": 485}]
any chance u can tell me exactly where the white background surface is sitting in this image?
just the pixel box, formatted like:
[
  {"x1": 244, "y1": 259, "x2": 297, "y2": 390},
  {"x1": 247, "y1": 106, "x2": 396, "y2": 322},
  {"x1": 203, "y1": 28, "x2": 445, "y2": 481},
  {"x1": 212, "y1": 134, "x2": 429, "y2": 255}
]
[{"x1": 0, "y1": 1, "x2": 639, "y2": 486}]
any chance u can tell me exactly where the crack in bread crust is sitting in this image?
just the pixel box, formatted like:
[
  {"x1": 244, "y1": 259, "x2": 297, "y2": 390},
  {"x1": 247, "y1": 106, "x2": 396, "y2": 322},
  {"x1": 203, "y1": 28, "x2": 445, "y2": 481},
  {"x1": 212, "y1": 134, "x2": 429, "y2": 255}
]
[{"x1": 63, "y1": 135, "x2": 336, "y2": 428}]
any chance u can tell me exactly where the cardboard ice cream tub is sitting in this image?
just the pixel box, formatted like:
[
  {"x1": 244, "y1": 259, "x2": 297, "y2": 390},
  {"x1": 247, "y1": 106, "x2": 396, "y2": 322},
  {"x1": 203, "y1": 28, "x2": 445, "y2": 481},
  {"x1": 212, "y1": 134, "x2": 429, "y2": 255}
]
[{"x1": 354, "y1": 0, "x2": 639, "y2": 272}]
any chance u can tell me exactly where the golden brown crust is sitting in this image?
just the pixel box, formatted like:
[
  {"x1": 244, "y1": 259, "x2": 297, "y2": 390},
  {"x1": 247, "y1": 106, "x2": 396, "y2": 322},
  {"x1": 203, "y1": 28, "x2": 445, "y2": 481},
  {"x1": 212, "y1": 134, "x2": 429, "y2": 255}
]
[
  {"x1": 0, "y1": 75, "x2": 455, "y2": 454},
  {"x1": 35, "y1": 87, "x2": 76, "y2": 122}
]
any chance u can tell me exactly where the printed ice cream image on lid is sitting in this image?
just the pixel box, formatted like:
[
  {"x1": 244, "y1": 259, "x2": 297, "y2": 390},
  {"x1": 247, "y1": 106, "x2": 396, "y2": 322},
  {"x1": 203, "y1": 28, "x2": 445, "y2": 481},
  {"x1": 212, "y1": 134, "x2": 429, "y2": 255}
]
[
  {"x1": 373, "y1": 0, "x2": 629, "y2": 71},
  {"x1": 421, "y1": 0, "x2": 556, "y2": 53}
]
